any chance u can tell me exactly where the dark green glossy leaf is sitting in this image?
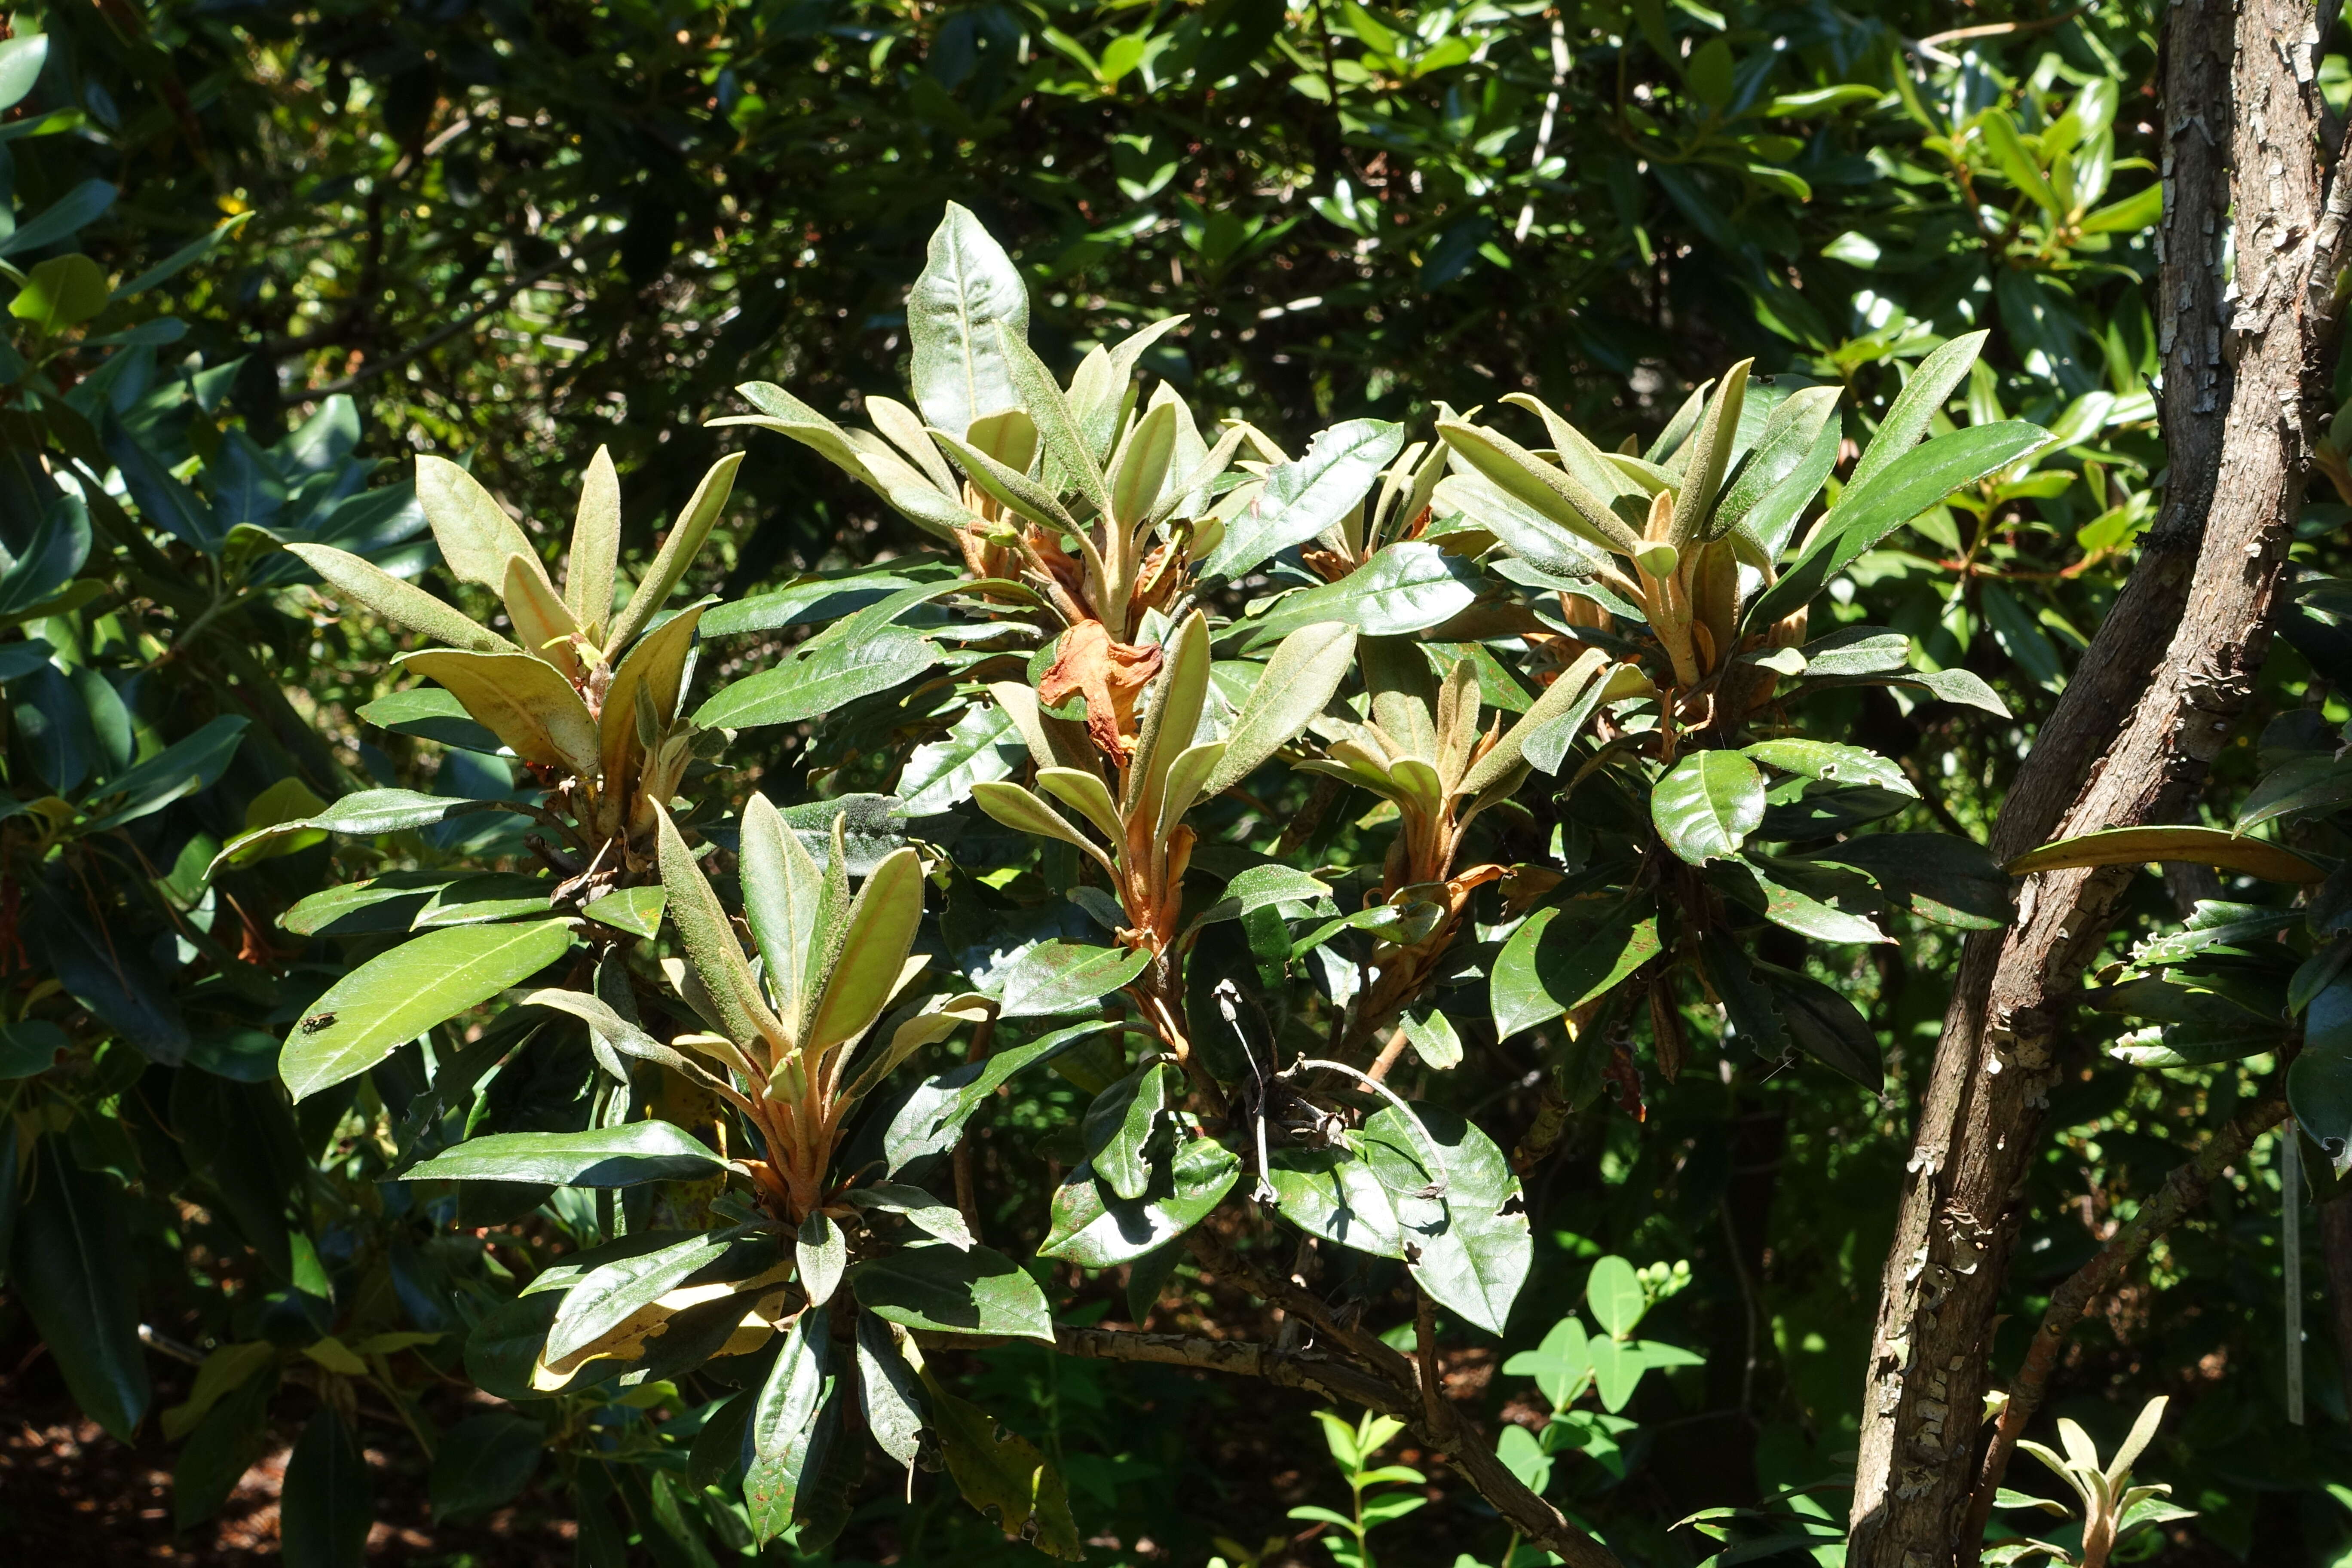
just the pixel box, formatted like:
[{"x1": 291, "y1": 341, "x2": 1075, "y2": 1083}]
[
  {"x1": 402, "y1": 1122, "x2": 729, "y2": 1187},
  {"x1": 1083, "y1": 1060, "x2": 1177, "y2": 1201},
  {"x1": 849, "y1": 1242, "x2": 1054, "y2": 1341},
  {"x1": 1239, "y1": 542, "x2": 1483, "y2": 648},
  {"x1": 1757, "y1": 963, "x2": 1883, "y2": 1088},
  {"x1": 1491, "y1": 898, "x2": 1660, "y2": 1041},
  {"x1": 429, "y1": 1413, "x2": 543, "y2": 1522},
  {"x1": 1751, "y1": 421, "x2": 2048, "y2": 626},
  {"x1": 1651, "y1": 750, "x2": 1765, "y2": 864},
  {"x1": 1038, "y1": 1136, "x2": 1240, "y2": 1267},
  {"x1": 991, "y1": 939, "x2": 1151, "y2": 1017},
  {"x1": 1396, "y1": 1104, "x2": 1531, "y2": 1336},
  {"x1": 281, "y1": 919, "x2": 576, "y2": 1101},
  {"x1": 12, "y1": 1140, "x2": 149, "y2": 1439},
  {"x1": 882, "y1": 1020, "x2": 1119, "y2": 1173},
  {"x1": 1808, "y1": 833, "x2": 2013, "y2": 929},
  {"x1": 280, "y1": 1411, "x2": 372, "y2": 1568},
  {"x1": 692, "y1": 627, "x2": 938, "y2": 729}
]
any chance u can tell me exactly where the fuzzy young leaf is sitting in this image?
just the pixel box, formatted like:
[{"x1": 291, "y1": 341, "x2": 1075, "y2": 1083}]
[
  {"x1": 416, "y1": 456, "x2": 544, "y2": 591},
  {"x1": 908, "y1": 203, "x2": 1032, "y2": 438},
  {"x1": 395, "y1": 650, "x2": 601, "y2": 775}
]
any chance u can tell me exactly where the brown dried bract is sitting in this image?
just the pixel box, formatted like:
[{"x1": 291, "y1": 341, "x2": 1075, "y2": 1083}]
[{"x1": 1041, "y1": 618, "x2": 1164, "y2": 762}]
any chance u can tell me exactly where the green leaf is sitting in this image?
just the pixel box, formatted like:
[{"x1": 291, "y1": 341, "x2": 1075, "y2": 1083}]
[
  {"x1": 1434, "y1": 470, "x2": 1609, "y2": 578},
  {"x1": 797, "y1": 1213, "x2": 847, "y2": 1306},
  {"x1": 1723, "y1": 861, "x2": 1890, "y2": 945},
  {"x1": 606, "y1": 454, "x2": 743, "y2": 651},
  {"x1": 0, "y1": 33, "x2": 48, "y2": 113},
  {"x1": 1751, "y1": 421, "x2": 2047, "y2": 626},
  {"x1": 900, "y1": 702, "x2": 1023, "y2": 814},
  {"x1": 1398, "y1": 1105, "x2": 1531, "y2": 1336},
  {"x1": 582, "y1": 884, "x2": 666, "y2": 938},
  {"x1": 281, "y1": 1411, "x2": 372, "y2": 1568},
  {"x1": 1975, "y1": 108, "x2": 2063, "y2": 214},
  {"x1": 1651, "y1": 750, "x2": 1766, "y2": 864},
  {"x1": 71, "y1": 715, "x2": 245, "y2": 833},
  {"x1": 1436, "y1": 418, "x2": 1643, "y2": 556},
  {"x1": 395, "y1": 649, "x2": 600, "y2": 774},
  {"x1": 354, "y1": 686, "x2": 506, "y2": 750},
  {"x1": 1239, "y1": 541, "x2": 1482, "y2": 648},
  {"x1": 1666, "y1": 358, "x2": 1749, "y2": 548},
  {"x1": 1269, "y1": 1138, "x2": 1412, "y2": 1260},
  {"x1": 429, "y1": 1414, "x2": 543, "y2": 1523},
  {"x1": 172, "y1": 1356, "x2": 278, "y2": 1530},
  {"x1": 1584, "y1": 1255, "x2": 1647, "y2": 1339},
  {"x1": 545, "y1": 1229, "x2": 763, "y2": 1363},
  {"x1": 1082, "y1": 1061, "x2": 1179, "y2": 1201},
  {"x1": 1186, "y1": 863, "x2": 1332, "y2": 931},
  {"x1": 1040, "y1": 1136, "x2": 1241, "y2": 1267},
  {"x1": 0, "y1": 498, "x2": 91, "y2": 619},
  {"x1": 842, "y1": 1183, "x2": 976, "y2": 1250},
  {"x1": 280, "y1": 919, "x2": 576, "y2": 1100},
  {"x1": 693, "y1": 626, "x2": 938, "y2": 730},
  {"x1": 883, "y1": 1020, "x2": 1119, "y2": 1172},
  {"x1": 1465, "y1": 647, "x2": 1615, "y2": 792},
  {"x1": 565, "y1": 446, "x2": 621, "y2": 638},
  {"x1": 414, "y1": 456, "x2": 542, "y2": 591},
  {"x1": 1809, "y1": 833, "x2": 2012, "y2": 929},
  {"x1": 909, "y1": 202, "x2": 1032, "y2": 438},
  {"x1": 402, "y1": 1122, "x2": 729, "y2": 1187},
  {"x1": 214, "y1": 788, "x2": 514, "y2": 871},
  {"x1": 1204, "y1": 622, "x2": 1358, "y2": 793},
  {"x1": 2294, "y1": 974, "x2": 2352, "y2": 1177},
  {"x1": 1402, "y1": 1004, "x2": 1464, "y2": 1069},
  {"x1": 288, "y1": 543, "x2": 515, "y2": 655},
  {"x1": 1502, "y1": 1314, "x2": 1592, "y2": 1408},
  {"x1": 1200, "y1": 419, "x2": 1405, "y2": 579},
  {"x1": 850, "y1": 1243, "x2": 1055, "y2": 1341},
  {"x1": 1741, "y1": 739, "x2": 1914, "y2": 795},
  {"x1": 804, "y1": 845, "x2": 926, "y2": 1056},
  {"x1": 990, "y1": 939, "x2": 1151, "y2": 1017},
  {"x1": 1847, "y1": 331, "x2": 1991, "y2": 494},
  {"x1": 1760, "y1": 963, "x2": 1884, "y2": 1087},
  {"x1": 2004, "y1": 826, "x2": 2329, "y2": 882},
  {"x1": 13, "y1": 1140, "x2": 149, "y2": 1439},
  {"x1": 922, "y1": 1378, "x2": 1084, "y2": 1558},
  {"x1": 7, "y1": 252, "x2": 107, "y2": 332},
  {"x1": 0, "y1": 1017, "x2": 64, "y2": 1079},
  {"x1": 857, "y1": 1316, "x2": 929, "y2": 1473},
  {"x1": 655, "y1": 807, "x2": 786, "y2": 1054},
  {"x1": 1491, "y1": 898, "x2": 1660, "y2": 1041}
]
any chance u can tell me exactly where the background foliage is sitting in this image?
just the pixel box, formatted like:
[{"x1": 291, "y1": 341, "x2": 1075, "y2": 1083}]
[{"x1": 4, "y1": 0, "x2": 2349, "y2": 1564}]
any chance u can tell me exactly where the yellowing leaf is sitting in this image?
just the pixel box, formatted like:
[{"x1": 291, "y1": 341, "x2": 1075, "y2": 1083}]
[
  {"x1": 2004, "y1": 826, "x2": 2328, "y2": 882},
  {"x1": 921, "y1": 1376, "x2": 1084, "y2": 1559},
  {"x1": 396, "y1": 649, "x2": 600, "y2": 775}
]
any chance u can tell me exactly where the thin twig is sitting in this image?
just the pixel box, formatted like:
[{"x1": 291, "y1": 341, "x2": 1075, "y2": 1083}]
[{"x1": 1961, "y1": 1095, "x2": 2286, "y2": 1563}]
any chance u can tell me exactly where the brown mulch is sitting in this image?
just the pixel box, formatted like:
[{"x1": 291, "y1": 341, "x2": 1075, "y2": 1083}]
[{"x1": 0, "y1": 1342, "x2": 574, "y2": 1566}]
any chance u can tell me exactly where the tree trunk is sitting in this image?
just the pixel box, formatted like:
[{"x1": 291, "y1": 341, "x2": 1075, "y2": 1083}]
[{"x1": 1847, "y1": 4, "x2": 2351, "y2": 1561}]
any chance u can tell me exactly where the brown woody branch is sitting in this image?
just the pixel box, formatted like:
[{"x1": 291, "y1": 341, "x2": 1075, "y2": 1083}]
[{"x1": 1959, "y1": 1096, "x2": 2285, "y2": 1563}]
